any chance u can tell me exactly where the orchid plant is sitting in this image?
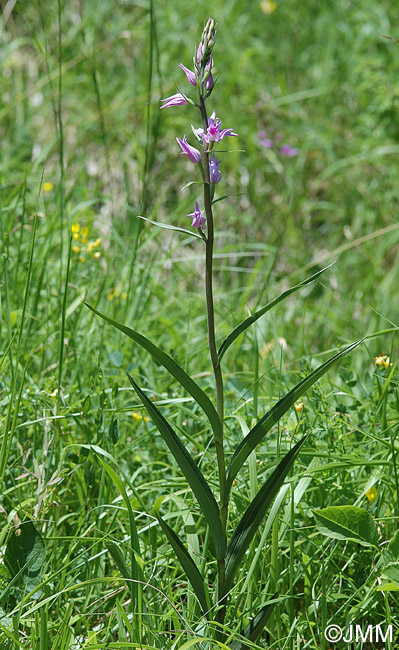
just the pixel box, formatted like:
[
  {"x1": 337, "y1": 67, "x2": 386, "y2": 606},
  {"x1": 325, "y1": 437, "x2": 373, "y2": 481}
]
[{"x1": 87, "y1": 18, "x2": 361, "y2": 648}]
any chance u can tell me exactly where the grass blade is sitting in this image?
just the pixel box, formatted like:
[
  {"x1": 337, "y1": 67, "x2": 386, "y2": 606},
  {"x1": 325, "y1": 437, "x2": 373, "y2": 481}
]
[
  {"x1": 225, "y1": 340, "x2": 362, "y2": 495},
  {"x1": 96, "y1": 455, "x2": 142, "y2": 607},
  {"x1": 157, "y1": 513, "x2": 211, "y2": 615},
  {"x1": 218, "y1": 265, "x2": 334, "y2": 361},
  {"x1": 127, "y1": 374, "x2": 226, "y2": 559},
  {"x1": 230, "y1": 596, "x2": 277, "y2": 650},
  {"x1": 223, "y1": 437, "x2": 307, "y2": 596},
  {"x1": 85, "y1": 303, "x2": 222, "y2": 441}
]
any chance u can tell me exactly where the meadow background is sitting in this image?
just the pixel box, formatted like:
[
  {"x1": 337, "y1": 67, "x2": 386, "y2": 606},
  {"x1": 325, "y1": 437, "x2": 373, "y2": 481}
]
[{"x1": 1, "y1": 0, "x2": 399, "y2": 648}]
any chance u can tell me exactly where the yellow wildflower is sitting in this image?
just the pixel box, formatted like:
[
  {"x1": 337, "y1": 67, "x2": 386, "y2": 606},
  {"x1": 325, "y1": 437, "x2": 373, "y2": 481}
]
[
  {"x1": 365, "y1": 486, "x2": 377, "y2": 503},
  {"x1": 260, "y1": 0, "x2": 277, "y2": 14},
  {"x1": 132, "y1": 412, "x2": 149, "y2": 423},
  {"x1": 71, "y1": 223, "x2": 80, "y2": 234},
  {"x1": 79, "y1": 256, "x2": 86, "y2": 263},
  {"x1": 107, "y1": 292, "x2": 115, "y2": 301},
  {"x1": 375, "y1": 354, "x2": 391, "y2": 370},
  {"x1": 72, "y1": 245, "x2": 80, "y2": 254},
  {"x1": 93, "y1": 251, "x2": 101, "y2": 259},
  {"x1": 43, "y1": 181, "x2": 54, "y2": 192},
  {"x1": 87, "y1": 238, "x2": 101, "y2": 254},
  {"x1": 294, "y1": 402, "x2": 304, "y2": 413},
  {"x1": 80, "y1": 226, "x2": 89, "y2": 244}
]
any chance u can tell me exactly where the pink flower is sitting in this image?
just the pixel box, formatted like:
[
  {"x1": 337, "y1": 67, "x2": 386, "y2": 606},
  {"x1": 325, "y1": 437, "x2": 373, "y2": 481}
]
[
  {"x1": 160, "y1": 93, "x2": 188, "y2": 109},
  {"x1": 200, "y1": 110, "x2": 238, "y2": 144},
  {"x1": 205, "y1": 70, "x2": 214, "y2": 91},
  {"x1": 188, "y1": 201, "x2": 206, "y2": 230},
  {"x1": 176, "y1": 136, "x2": 202, "y2": 164},
  {"x1": 258, "y1": 132, "x2": 273, "y2": 149},
  {"x1": 179, "y1": 63, "x2": 197, "y2": 87},
  {"x1": 209, "y1": 154, "x2": 222, "y2": 183}
]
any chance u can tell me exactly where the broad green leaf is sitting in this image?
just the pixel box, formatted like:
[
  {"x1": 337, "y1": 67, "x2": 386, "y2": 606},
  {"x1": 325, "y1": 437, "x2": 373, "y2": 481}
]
[
  {"x1": 223, "y1": 437, "x2": 306, "y2": 597},
  {"x1": 381, "y1": 562, "x2": 399, "y2": 587},
  {"x1": 4, "y1": 520, "x2": 45, "y2": 593},
  {"x1": 218, "y1": 265, "x2": 334, "y2": 360},
  {"x1": 85, "y1": 303, "x2": 222, "y2": 441},
  {"x1": 137, "y1": 215, "x2": 204, "y2": 240},
  {"x1": 127, "y1": 375, "x2": 226, "y2": 559},
  {"x1": 313, "y1": 506, "x2": 379, "y2": 547},
  {"x1": 157, "y1": 513, "x2": 210, "y2": 615},
  {"x1": 225, "y1": 340, "x2": 362, "y2": 495},
  {"x1": 230, "y1": 596, "x2": 277, "y2": 650}
]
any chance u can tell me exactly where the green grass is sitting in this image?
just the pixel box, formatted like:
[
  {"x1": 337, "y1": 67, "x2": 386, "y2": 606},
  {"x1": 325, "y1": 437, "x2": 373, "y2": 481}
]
[{"x1": 1, "y1": 0, "x2": 399, "y2": 648}]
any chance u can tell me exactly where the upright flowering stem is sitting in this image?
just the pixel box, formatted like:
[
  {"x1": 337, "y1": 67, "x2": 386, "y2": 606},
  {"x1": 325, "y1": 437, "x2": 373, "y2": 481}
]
[{"x1": 199, "y1": 95, "x2": 227, "y2": 623}]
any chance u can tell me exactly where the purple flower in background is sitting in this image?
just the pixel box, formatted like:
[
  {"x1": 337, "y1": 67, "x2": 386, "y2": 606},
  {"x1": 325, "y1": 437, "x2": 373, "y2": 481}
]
[
  {"x1": 199, "y1": 110, "x2": 238, "y2": 144},
  {"x1": 188, "y1": 201, "x2": 206, "y2": 230},
  {"x1": 179, "y1": 63, "x2": 197, "y2": 87},
  {"x1": 209, "y1": 154, "x2": 222, "y2": 183},
  {"x1": 160, "y1": 93, "x2": 188, "y2": 109},
  {"x1": 176, "y1": 136, "x2": 202, "y2": 164},
  {"x1": 258, "y1": 131, "x2": 273, "y2": 149},
  {"x1": 280, "y1": 144, "x2": 299, "y2": 157}
]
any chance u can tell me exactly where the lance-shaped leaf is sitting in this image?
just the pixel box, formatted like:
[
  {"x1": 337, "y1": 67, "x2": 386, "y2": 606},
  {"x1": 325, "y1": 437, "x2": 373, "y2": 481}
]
[
  {"x1": 225, "y1": 340, "x2": 362, "y2": 496},
  {"x1": 218, "y1": 265, "x2": 334, "y2": 361},
  {"x1": 223, "y1": 437, "x2": 306, "y2": 597},
  {"x1": 85, "y1": 303, "x2": 222, "y2": 441},
  {"x1": 230, "y1": 596, "x2": 277, "y2": 650},
  {"x1": 137, "y1": 216, "x2": 204, "y2": 240},
  {"x1": 157, "y1": 513, "x2": 211, "y2": 616},
  {"x1": 127, "y1": 374, "x2": 226, "y2": 559}
]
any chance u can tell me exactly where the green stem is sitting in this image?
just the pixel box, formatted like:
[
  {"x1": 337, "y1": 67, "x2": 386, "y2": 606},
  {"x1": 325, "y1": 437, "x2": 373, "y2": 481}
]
[{"x1": 199, "y1": 97, "x2": 227, "y2": 627}]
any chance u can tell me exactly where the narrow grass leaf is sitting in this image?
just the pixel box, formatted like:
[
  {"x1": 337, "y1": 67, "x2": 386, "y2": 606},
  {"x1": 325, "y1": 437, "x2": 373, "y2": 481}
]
[
  {"x1": 85, "y1": 303, "x2": 222, "y2": 441},
  {"x1": 224, "y1": 437, "x2": 306, "y2": 596},
  {"x1": 313, "y1": 506, "x2": 379, "y2": 548},
  {"x1": 230, "y1": 597, "x2": 276, "y2": 650},
  {"x1": 218, "y1": 265, "x2": 334, "y2": 360},
  {"x1": 127, "y1": 374, "x2": 225, "y2": 559},
  {"x1": 226, "y1": 340, "x2": 362, "y2": 494},
  {"x1": 137, "y1": 215, "x2": 204, "y2": 240},
  {"x1": 96, "y1": 455, "x2": 142, "y2": 605},
  {"x1": 157, "y1": 512, "x2": 210, "y2": 615}
]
